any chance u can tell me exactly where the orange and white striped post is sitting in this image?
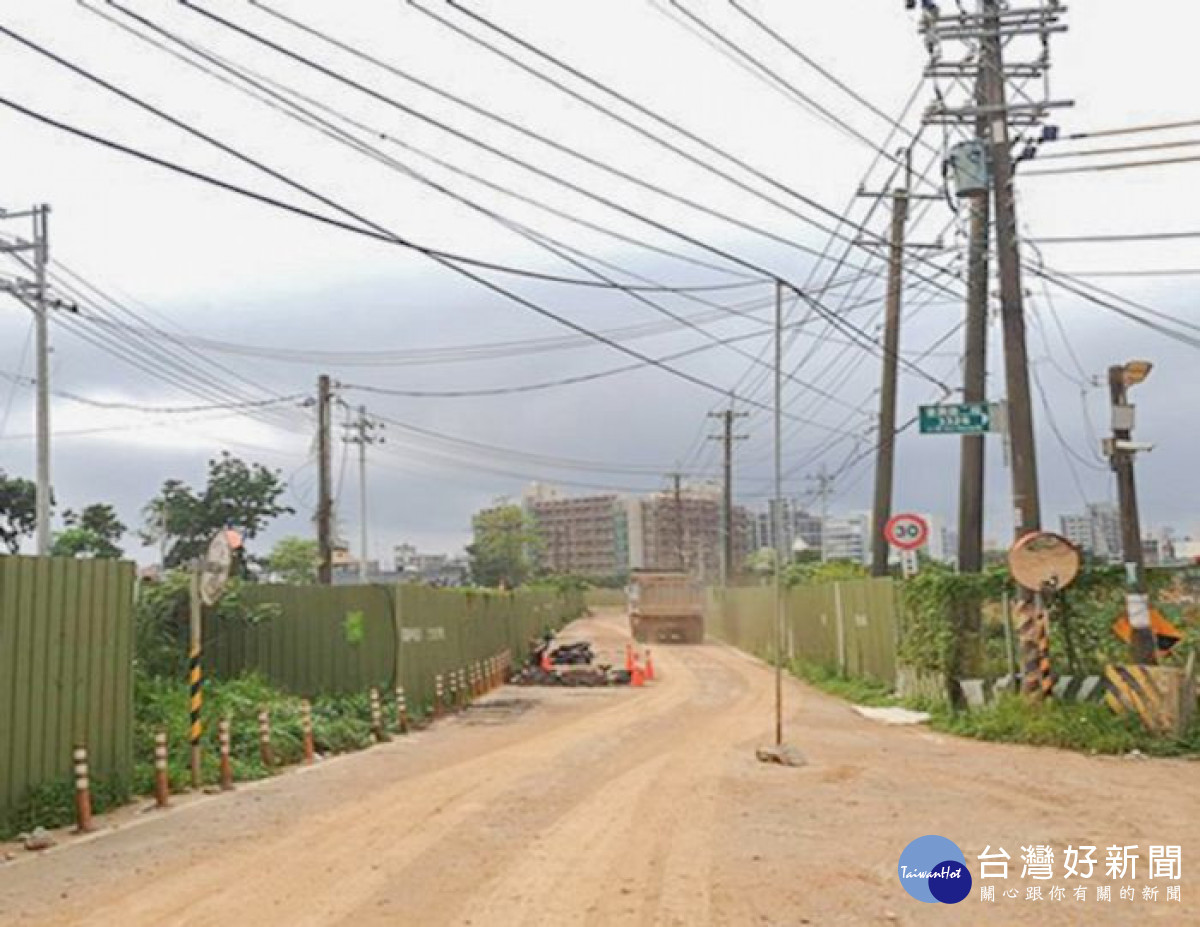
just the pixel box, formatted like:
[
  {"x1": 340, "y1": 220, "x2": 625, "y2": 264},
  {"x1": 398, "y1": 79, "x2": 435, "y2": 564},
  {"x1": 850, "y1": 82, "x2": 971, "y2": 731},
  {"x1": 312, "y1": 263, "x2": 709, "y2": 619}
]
[
  {"x1": 395, "y1": 686, "x2": 409, "y2": 734},
  {"x1": 258, "y1": 708, "x2": 273, "y2": 769},
  {"x1": 458, "y1": 669, "x2": 469, "y2": 707},
  {"x1": 447, "y1": 672, "x2": 458, "y2": 712},
  {"x1": 370, "y1": 687, "x2": 389, "y2": 742},
  {"x1": 300, "y1": 699, "x2": 315, "y2": 763},
  {"x1": 153, "y1": 731, "x2": 170, "y2": 808},
  {"x1": 434, "y1": 674, "x2": 445, "y2": 717},
  {"x1": 218, "y1": 718, "x2": 234, "y2": 790},
  {"x1": 73, "y1": 745, "x2": 94, "y2": 833}
]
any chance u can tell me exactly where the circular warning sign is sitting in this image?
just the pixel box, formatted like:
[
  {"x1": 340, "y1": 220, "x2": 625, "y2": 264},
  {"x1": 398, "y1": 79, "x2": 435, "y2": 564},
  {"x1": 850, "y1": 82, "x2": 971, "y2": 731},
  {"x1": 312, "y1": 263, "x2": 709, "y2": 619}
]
[{"x1": 884, "y1": 513, "x2": 929, "y2": 551}]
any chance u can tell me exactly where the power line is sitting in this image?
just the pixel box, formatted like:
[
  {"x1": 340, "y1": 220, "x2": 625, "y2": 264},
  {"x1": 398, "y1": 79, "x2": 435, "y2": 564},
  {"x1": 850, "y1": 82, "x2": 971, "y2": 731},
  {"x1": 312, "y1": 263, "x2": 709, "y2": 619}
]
[
  {"x1": 1029, "y1": 229, "x2": 1200, "y2": 245},
  {"x1": 1043, "y1": 117, "x2": 1200, "y2": 143},
  {"x1": 1023, "y1": 153, "x2": 1200, "y2": 177}
]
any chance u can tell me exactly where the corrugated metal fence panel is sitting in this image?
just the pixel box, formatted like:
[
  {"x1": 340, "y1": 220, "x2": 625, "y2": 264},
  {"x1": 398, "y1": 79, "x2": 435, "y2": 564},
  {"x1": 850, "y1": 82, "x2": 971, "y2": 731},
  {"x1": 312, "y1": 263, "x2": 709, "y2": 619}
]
[
  {"x1": 0, "y1": 556, "x2": 135, "y2": 821},
  {"x1": 836, "y1": 578, "x2": 898, "y2": 684},
  {"x1": 209, "y1": 585, "x2": 395, "y2": 697},
  {"x1": 708, "y1": 578, "x2": 899, "y2": 685},
  {"x1": 209, "y1": 585, "x2": 584, "y2": 704}
]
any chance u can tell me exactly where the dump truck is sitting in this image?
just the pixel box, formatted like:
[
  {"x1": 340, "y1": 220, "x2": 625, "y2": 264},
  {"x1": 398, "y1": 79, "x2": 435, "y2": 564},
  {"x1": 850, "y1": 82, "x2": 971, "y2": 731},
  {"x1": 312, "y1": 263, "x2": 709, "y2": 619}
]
[{"x1": 628, "y1": 571, "x2": 704, "y2": 644}]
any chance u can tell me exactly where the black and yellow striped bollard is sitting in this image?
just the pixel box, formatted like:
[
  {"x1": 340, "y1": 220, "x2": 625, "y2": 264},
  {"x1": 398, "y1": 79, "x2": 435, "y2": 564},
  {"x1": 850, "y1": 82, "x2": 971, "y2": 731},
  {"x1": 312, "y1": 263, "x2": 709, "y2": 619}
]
[{"x1": 189, "y1": 644, "x2": 203, "y2": 789}]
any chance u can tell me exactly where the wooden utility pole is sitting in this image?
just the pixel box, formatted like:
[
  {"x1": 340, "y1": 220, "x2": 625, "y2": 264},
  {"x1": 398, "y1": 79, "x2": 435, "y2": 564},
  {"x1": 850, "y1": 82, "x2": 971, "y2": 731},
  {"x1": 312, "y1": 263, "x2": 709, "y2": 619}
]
[
  {"x1": 869, "y1": 188, "x2": 909, "y2": 576},
  {"x1": 958, "y1": 81, "x2": 992, "y2": 574},
  {"x1": 709, "y1": 409, "x2": 748, "y2": 585},
  {"x1": 316, "y1": 374, "x2": 333, "y2": 585},
  {"x1": 980, "y1": 0, "x2": 1042, "y2": 540},
  {"x1": 1107, "y1": 363, "x2": 1157, "y2": 664}
]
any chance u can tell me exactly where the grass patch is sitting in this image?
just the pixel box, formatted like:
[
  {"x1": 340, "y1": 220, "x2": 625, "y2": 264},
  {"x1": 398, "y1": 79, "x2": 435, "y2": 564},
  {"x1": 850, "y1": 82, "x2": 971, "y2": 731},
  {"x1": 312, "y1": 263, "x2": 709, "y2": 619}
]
[
  {"x1": 779, "y1": 655, "x2": 1200, "y2": 759},
  {"x1": 928, "y1": 694, "x2": 1200, "y2": 757},
  {"x1": 2, "y1": 672, "x2": 403, "y2": 839},
  {"x1": 785, "y1": 659, "x2": 899, "y2": 707}
]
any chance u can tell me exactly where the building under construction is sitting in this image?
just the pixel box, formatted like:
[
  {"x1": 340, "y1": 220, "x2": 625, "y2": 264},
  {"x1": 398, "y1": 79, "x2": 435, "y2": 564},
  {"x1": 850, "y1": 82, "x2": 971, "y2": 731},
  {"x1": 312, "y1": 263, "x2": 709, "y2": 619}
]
[{"x1": 518, "y1": 482, "x2": 751, "y2": 580}]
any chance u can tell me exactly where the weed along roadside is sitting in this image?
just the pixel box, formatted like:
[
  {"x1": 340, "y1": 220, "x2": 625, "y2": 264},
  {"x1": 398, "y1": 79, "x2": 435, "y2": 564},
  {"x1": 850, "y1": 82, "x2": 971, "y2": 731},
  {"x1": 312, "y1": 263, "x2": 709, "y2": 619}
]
[
  {"x1": 707, "y1": 561, "x2": 1200, "y2": 759},
  {"x1": 0, "y1": 560, "x2": 580, "y2": 843}
]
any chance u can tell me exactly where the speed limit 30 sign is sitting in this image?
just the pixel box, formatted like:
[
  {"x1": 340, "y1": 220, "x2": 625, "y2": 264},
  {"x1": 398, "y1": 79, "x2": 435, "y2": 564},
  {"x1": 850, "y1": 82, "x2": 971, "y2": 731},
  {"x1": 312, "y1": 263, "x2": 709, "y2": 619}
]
[{"x1": 884, "y1": 513, "x2": 929, "y2": 551}]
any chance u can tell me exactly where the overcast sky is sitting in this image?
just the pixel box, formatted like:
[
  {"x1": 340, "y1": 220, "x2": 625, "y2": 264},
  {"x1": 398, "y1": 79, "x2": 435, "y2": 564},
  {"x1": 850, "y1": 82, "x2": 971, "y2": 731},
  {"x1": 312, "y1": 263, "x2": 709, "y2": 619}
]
[{"x1": 2, "y1": 1, "x2": 1199, "y2": 565}]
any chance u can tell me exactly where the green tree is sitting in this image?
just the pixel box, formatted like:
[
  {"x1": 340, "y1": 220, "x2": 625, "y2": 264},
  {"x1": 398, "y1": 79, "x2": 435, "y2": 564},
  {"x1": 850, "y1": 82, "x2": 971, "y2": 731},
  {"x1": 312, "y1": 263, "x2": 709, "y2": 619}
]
[
  {"x1": 51, "y1": 503, "x2": 126, "y2": 559},
  {"x1": 467, "y1": 504, "x2": 541, "y2": 588},
  {"x1": 141, "y1": 452, "x2": 293, "y2": 568},
  {"x1": 268, "y1": 536, "x2": 319, "y2": 584},
  {"x1": 0, "y1": 470, "x2": 37, "y2": 554}
]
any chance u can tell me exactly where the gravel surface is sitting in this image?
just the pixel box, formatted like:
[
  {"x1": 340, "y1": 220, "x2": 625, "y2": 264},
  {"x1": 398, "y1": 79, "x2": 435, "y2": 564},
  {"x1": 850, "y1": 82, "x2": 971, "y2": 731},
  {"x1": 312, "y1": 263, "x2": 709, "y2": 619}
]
[{"x1": 0, "y1": 610, "x2": 1195, "y2": 925}]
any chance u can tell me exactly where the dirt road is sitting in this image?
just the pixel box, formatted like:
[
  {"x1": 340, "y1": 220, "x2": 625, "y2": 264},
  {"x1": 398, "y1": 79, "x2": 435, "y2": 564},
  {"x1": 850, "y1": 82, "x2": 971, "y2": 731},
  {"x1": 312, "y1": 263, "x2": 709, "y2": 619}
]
[{"x1": 1, "y1": 610, "x2": 1196, "y2": 925}]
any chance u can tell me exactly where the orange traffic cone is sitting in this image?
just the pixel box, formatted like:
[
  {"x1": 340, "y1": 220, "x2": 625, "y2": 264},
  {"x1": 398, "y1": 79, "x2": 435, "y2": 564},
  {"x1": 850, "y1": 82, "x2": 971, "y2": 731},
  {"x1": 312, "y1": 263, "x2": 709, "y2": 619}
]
[
  {"x1": 631, "y1": 656, "x2": 645, "y2": 687},
  {"x1": 644, "y1": 648, "x2": 655, "y2": 682},
  {"x1": 540, "y1": 649, "x2": 552, "y2": 672},
  {"x1": 625, "y1": 642, "x2": 634, "y2": 672}
]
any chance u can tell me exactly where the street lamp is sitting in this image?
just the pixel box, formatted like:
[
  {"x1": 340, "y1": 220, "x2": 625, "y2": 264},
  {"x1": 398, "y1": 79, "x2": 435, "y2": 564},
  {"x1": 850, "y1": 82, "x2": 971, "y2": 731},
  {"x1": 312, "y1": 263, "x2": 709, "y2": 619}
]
[{"x1": 1120, "y1": 360, "x2": 1153, "y2": 388}]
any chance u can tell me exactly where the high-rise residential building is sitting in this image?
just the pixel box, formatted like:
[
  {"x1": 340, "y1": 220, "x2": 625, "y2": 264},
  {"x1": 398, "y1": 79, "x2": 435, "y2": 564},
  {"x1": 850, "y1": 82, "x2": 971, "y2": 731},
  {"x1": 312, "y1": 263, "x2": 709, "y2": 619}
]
[
  {"x1": 751, "y1": 498, "x2": 822, "y2": 554},
  {"x1": 1059, "y1": 513, "x2": 1093, "y2": 553},
  {"x1": 823, "y1": 514, "x2": 870, "y2": 565},
  {"x1": 1059, "y1": 503, "x2": 1122, "y2": 562}
]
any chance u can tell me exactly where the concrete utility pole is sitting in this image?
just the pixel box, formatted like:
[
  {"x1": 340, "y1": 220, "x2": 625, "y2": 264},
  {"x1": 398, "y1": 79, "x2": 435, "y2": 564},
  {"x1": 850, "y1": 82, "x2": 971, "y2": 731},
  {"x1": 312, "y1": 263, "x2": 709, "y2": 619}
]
[
  {"x1": 1107, "y1": 361, "x2": 1157, "y2": 664},
  {"x1": 344, "y1": 406, "x2": 384, "y2": 583},
  {"x1": 32, "y1": 206, "x2": 50, "y2": 557},
  {"x1": 0, "y1": 205, "x2": 53, "y2": 555},
  {"x1": 316, "y1": 375, "x2": 333, "y2": 584},
  {"x1": 958, "y1": 80, "x2": 992, "y2": 574},
  {"x1": 808, "y1": 465, "x2": 834, "y2": 562},
  {"x1": 980, "y1": 0, "x2": 1041, "y2": 540},
  {"x1": 773, "y1": 280, "x2": 785, "y2": 746},
  {"x1": 869, "y1": 188, "x2": 909, "y2": 576},
  {"x1": 709, "y1": 408, "x2": 748, "y2": 585}
]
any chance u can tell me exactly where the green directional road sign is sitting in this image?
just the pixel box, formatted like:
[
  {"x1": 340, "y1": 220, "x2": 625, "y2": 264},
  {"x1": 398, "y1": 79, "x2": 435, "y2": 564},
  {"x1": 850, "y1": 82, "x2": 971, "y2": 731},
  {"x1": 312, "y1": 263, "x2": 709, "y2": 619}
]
[{"x1": 919, "y1": 402, "x2": 998, "y2": 436}]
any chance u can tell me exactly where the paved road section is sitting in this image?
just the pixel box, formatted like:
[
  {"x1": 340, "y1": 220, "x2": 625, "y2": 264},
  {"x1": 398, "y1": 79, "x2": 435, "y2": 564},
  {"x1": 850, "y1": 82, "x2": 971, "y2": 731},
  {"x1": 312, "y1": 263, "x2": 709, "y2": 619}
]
[{"x1": 1, "y1": 611, "x2": 1196, "y2": 925}]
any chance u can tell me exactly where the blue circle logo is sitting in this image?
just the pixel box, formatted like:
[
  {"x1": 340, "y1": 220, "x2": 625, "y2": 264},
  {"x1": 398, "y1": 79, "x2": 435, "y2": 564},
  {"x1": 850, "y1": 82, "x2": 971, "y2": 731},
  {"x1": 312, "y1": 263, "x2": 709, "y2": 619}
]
[{"x1": 897, "y1": 835, "x2": 972, "y2": 904}]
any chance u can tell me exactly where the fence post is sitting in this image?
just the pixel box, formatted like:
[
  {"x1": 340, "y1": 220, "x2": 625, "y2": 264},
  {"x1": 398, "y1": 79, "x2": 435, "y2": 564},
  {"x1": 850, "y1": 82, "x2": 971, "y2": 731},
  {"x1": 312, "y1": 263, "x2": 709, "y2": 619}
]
[
  {"x1": 258, "y1": 709, "x2": 273, "y2": 768},
  {"x1": 434, "y1": 674, "x2": 444, "y2": 717},
  {"x1": 370, "y1": 687, "x2": 389, "y2": 742},
  {"x1": 301, "y1": 700, "x2": 315, "y2": 763},
  {"x1": 154, "y1": 732, "x2": 169, "y2": 808},
  {"x1": 834, "y1": 582, "x2": 847, "y2": 677},
  {"x1": 218, "y1": 718, "x2": 234, "y2": 790},
  {"x1": 1002, "y1": 591, "x2": 1017, "y2": 688},
  {"x1": 73, "y1": 745, "x2": 94, "y2": 833},
  {"x1": 395, "y1": 686, "x2": 409, "y2": 733}
]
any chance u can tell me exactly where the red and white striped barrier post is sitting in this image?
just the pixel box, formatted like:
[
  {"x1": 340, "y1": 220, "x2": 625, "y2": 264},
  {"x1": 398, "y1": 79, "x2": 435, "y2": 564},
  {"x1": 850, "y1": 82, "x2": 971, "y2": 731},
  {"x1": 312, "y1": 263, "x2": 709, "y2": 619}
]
[
  {"x1": 73, "y1": 745, "x2": 94, "y2": 833},
  {"x1": 300, "y1": 699, "x2": 315, "y2": 764},
  {"x1": 258, "y1": 708, "x2": 274, "y2": 769},
  {"x1": 395, "y1": 686, "x2": 410, "y2": 734},
  {"x1": 153, "y1": 731, "x2": 170, "y2": 808},
  {"x1": 218, "y1": 718, "x2": 234, "y2": 790}
]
